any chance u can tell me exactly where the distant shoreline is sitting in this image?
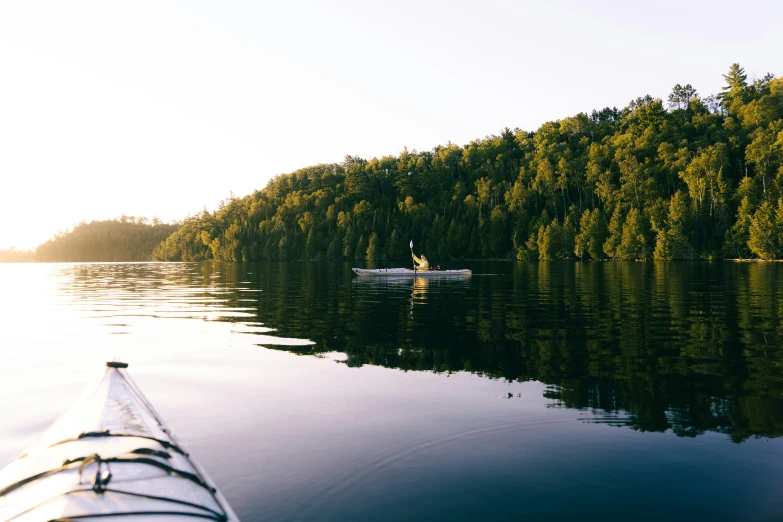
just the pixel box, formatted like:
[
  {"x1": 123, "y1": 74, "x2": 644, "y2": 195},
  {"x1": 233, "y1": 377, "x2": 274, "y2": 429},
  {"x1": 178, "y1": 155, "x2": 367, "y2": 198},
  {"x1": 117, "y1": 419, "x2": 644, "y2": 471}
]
[{"x1": 5, "y1": 258, "x2": 783, "y2": 264}]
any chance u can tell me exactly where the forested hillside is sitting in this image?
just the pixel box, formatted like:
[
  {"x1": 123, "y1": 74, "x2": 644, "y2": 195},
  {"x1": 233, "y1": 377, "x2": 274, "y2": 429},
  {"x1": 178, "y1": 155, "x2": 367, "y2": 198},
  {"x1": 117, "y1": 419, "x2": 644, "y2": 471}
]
[
  {"x1": 0, "y1": 248, "x2": 34, "y2": 262},
  {"x1": 36, "y1": 217, "x2": 179, "y2": 262},
  {"x1": 153, "y1": 65, "x2": 783, "y2": 262}
]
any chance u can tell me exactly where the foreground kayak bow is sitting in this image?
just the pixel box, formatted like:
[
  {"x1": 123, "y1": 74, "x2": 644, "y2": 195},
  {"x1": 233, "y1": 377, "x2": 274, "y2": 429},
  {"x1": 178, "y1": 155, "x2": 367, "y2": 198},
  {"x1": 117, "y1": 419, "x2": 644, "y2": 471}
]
[{"x1": 0, "y1": 362, "x2": 240, "y2": 521}]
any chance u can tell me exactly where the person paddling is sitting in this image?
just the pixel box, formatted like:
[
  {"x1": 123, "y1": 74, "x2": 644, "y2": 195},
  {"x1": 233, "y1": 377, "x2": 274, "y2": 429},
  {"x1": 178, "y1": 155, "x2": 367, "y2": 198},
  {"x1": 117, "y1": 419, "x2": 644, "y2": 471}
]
[{"x1": 411, "y1": 251, "x2": 429, "y2": 271}]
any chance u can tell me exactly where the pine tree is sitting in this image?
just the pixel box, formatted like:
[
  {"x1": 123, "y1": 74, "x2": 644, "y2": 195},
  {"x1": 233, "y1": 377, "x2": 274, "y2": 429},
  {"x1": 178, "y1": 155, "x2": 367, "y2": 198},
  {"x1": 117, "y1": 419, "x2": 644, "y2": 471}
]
[
  {"x1": 617, "y1": 208, "x2": 650, "y2": 260},
  {"x1": 366, "y1": 232, "x2": 380, "y2": 260},
  {"x1": 719, "y1": 63, "x2": 748, "y2": 107},
  {"x1": 748, "y1": 201, "x2": 780, "y2": 259},
  {"x1": 603, "y1": 207, "x2": 623, "y2": 259},
  {"x1": 574, "y1": 208, "x2": 607, "y2": 260}
]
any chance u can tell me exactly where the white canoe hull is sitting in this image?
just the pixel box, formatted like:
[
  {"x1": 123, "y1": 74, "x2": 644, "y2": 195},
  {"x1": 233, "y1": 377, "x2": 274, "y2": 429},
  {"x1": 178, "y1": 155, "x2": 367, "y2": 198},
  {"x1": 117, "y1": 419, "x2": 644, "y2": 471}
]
[
  {"x1": 352, "y1": 268, "x2": 471, "y2": 277},
  {"x1": 0, "y1": 362, "x2": 239, "y2": 521}
]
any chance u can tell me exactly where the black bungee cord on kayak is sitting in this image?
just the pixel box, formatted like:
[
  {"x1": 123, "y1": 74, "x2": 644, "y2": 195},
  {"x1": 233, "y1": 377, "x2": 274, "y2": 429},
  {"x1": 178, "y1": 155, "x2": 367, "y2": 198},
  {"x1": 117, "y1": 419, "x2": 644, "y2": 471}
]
[
  {"x1": 0, "y1": 362, "x2": 237, "y2": 521},
  {"x1": 0, "y1": 447, "x2": 228, "y2": 521},
  {"x1": 77, "y1": 453, "x2": 112, "y2": 493},
  {"x1": 13, "y1": 489, "x2": 229, "y2": 522},
  {"x1": 1, "y1": 450, "x2": 215, "y2": 496},
  {"x1": 47, "y1": 430, "x2": 189, "y2": 456}
]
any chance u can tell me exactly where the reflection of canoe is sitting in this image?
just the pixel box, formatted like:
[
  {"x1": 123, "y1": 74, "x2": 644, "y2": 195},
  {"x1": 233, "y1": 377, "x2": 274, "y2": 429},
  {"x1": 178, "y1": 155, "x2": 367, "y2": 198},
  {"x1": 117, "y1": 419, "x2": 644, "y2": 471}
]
[
  {"x1": 0, "y1": 362, "x2": 239, "y2": 521},
  {"x1": 352, "y1": 268, "x2": 471, "y2": 277}
]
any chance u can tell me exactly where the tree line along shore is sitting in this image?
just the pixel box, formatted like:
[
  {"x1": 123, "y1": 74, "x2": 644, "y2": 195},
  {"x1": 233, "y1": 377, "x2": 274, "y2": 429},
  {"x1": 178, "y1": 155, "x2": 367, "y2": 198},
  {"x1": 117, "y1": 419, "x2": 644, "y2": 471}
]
[
  {"x1": 0, "y1": 218, "x2": 178, "y2": 263},
  {"x1": 6, "y1": 64, "x2": 783, "y2": 263}
]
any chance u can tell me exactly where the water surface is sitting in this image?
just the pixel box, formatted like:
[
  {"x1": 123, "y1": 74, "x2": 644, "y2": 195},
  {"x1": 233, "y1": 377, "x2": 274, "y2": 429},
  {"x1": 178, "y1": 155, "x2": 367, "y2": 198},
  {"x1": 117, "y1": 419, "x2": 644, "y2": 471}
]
[{"x1": 1, "y1": 261, "x2": 782, "y2": 521}]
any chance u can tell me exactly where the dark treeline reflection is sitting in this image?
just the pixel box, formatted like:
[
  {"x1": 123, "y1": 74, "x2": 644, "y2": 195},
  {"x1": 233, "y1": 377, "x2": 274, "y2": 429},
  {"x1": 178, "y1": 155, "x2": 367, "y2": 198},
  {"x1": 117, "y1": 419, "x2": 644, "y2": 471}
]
[{"x1": 64, "y1": 261, "x2": 783, "y2": 442}]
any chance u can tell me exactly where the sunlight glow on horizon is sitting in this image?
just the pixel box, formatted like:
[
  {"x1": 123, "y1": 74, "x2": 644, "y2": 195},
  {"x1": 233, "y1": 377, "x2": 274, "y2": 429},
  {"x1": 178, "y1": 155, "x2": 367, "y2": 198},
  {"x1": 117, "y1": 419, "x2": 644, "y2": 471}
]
[{"x1": 1, "y1": 0, "x2": 782, "y2": 250}]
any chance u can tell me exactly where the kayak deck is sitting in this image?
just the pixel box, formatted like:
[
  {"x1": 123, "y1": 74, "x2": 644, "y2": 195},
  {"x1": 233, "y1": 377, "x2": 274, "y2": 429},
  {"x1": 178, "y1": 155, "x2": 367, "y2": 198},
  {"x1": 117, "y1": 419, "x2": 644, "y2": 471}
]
[
  {"x1": 0, "y1": 362, "x2": 239, "y2": 521},
  {"x1": 352, "y1": 268, "x2": 471, "y2": 277}
]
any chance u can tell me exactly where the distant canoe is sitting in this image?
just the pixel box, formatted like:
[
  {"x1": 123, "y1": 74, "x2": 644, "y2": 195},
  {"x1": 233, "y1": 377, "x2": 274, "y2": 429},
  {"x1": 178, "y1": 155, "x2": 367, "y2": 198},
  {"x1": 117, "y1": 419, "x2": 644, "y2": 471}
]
[{"x1": 352, "y1": 268, "x2": 472, "y2": 277}]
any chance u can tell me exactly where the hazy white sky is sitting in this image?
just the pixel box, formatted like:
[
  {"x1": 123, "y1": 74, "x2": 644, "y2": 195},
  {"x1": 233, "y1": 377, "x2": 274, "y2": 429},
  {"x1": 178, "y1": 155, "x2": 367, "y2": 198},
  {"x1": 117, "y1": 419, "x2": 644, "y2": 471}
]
[{"x1": 1, "y1": 0, "x2": 781, "y2": 249}]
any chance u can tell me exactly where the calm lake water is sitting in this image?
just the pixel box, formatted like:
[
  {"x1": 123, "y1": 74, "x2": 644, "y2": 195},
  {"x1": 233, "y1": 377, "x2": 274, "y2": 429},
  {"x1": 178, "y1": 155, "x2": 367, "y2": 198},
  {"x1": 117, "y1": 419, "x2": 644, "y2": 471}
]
[{"x1": 1, "y1": 261, "x2": 782, "y2": 521}]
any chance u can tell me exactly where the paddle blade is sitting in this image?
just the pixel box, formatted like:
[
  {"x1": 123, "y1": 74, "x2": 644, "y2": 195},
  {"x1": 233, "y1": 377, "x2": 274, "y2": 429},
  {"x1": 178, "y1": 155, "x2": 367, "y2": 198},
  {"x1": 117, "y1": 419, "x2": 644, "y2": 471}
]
[{"x1": 409, "y1": 240, "x2": 413, "y2": 249}]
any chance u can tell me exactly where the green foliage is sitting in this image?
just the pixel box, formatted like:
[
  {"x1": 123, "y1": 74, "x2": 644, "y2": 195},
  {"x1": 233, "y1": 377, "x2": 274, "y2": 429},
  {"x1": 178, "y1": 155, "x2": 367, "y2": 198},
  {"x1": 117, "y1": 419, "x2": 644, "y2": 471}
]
[
  {"x1": 151, "y1": 65, "x2": 783, "y2": 262},
  {"x1": 668, "y1": 83, "x2": 699, "y2": 111},
  {"x1": 653, "y1": 191, "x2": 698, "y2": 260},
  {"x1": 537, "y1": 217, "x2": 575, "y2": 260},
  {"x1": 603, "y1": 206, "x2": 624, "y2": 259},
  {"x1": 617, "y1": 208, "x2": 650, "y2": 260},
  {"x1": 574, "y1": 208, "x2": 607, "y2": 259},
  {"x1": 720, "y1": 63, "x2": 748, "y2": 108},
  {"x1": 747, "y1": 201, "x2": 783, "y2": 259},
  {"x1": 37, "y1": 217, "x2": 178, "y2": 262}
]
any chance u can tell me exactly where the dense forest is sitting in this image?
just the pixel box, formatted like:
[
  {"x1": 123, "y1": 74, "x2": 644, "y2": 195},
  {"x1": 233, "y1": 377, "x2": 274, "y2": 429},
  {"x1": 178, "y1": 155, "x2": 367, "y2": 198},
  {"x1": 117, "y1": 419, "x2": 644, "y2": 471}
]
[
  {"x1": 36, "y1": 217, "x2": 179, "y2": 262},
  {"x1": 153, "y1": 64, "x2": 783, "y2": 263}
]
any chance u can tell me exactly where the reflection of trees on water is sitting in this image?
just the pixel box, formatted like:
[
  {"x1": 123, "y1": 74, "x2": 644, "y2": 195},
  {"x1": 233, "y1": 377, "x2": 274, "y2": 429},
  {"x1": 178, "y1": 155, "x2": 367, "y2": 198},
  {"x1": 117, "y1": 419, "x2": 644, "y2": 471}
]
[{"x1": 64, "y1": 261, "x2": 783, "y2": 442}]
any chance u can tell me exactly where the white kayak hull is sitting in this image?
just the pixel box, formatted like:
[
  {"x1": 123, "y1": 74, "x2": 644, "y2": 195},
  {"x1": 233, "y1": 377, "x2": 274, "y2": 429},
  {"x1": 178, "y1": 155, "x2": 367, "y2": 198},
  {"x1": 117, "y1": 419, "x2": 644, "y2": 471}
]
[
  {"x1": 0, "y1": 362, "x2": 239, "y2": 521},
  {"x1": 352, "y1": 268, "x2": 471, "y2": 277}
]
